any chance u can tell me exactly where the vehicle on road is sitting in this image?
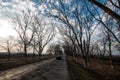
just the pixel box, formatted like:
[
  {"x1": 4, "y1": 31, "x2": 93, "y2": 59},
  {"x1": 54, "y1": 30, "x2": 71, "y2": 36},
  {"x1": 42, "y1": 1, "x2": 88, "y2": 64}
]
[{"x1": 56, "y1": 55, "x2": 62, "y2": 60}]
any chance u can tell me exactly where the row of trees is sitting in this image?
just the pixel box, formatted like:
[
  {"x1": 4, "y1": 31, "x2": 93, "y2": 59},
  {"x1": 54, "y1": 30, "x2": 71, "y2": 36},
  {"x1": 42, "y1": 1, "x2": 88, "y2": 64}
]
[
  {"x1": 42, "y1": 0, "x2": 120, "y2": 69},
  {"x1": 0, "y1": 9, "x2": 55, "y2": 61},
  {"x1": 0, "y1": 0, "x2": 119, "y2": 69}
]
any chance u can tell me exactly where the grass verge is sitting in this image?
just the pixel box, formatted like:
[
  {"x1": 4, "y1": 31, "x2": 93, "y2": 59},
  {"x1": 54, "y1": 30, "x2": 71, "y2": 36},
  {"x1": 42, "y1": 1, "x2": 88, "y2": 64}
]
[{"x1": 67, "y1": 59, "x2": 98, "y2": 80}]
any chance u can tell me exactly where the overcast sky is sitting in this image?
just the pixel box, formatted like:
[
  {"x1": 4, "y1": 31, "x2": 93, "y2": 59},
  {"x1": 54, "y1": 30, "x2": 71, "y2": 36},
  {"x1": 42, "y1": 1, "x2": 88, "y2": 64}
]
[
  {"x1": 0, "y1": 0, "x2": 119, "y2": 55},
  {"x1": 0, "y1": 0, "x2": 102, "y2": 40}
]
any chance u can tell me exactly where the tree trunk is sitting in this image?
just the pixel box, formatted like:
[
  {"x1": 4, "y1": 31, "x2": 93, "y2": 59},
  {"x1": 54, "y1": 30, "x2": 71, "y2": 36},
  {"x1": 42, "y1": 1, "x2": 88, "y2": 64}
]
[
  {"x1": 24, "y1": 44, "x2": 27, "y2": 62},
  {"x1": 88, "y1": 0, "x2": 120, "y2": 22},
  {"x1": 7, "y1": 49, "x2": 10, "y2": 61},
  {"x1": 32, "y1": 45, "x2": 36, "y2": 61},
  {"x1": 83, "y1": 57, "x2": 89, "y2": 68},
  {"x1": 38, "y1": 49, "x2": 42, "y2": 60},
  {"x1": 38, "y1": 53, "x2": 41, "y2": 60},
  {"x1": 108, "y1": 36, "x2": 114, "y2": 69},
  {"x1": 82, "y1": 54, "x2": 89, "y2": 68},
  {"x1": 109, "y1": 45, "x2": 114, "y2": 69},
  {"x1": 32, "y1": 53, "x2": 35, "y2": 61}
]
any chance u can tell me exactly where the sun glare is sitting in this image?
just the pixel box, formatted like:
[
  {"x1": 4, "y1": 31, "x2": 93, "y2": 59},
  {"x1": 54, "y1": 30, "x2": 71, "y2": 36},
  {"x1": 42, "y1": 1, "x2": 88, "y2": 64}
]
[{"x1": 0, "y1": 19, "x2": 17, "y2": 38}]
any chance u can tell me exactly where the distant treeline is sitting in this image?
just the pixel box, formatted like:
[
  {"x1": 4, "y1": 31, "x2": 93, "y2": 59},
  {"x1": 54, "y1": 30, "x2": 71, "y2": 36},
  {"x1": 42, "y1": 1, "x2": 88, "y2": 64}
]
[{"x1": 0, "y1": 52, "x2": 48, "y2": 59}]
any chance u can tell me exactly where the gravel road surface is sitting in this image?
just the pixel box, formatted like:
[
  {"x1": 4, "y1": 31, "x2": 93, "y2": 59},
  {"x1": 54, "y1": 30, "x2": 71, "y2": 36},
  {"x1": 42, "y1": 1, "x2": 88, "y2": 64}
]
[{"x1": 0, "y1": 58, "x2": 69, "y2": 80}]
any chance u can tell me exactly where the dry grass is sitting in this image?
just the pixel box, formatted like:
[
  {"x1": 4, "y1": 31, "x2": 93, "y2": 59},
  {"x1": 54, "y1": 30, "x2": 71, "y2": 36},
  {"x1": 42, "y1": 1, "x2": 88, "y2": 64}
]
[
  {"x1": 0, "y1": 55, "x2": 54, "y2": 71},
  {"x1": 67, "y1": 58, "x2": 97, "y2": 80},
  {"x1": 88, "y1": 58, "x2": 120, "y2": 80},
  {"x1": 67, "y1": 56, "x2": 120, "y2": 80}
]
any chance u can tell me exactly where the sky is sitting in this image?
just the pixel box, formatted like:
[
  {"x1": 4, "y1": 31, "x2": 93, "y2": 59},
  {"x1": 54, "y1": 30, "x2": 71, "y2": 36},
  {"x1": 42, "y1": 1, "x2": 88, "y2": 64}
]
[
  {"x1": 0, "y1": 17, "x2": 17, "y2": 37},
  {"x1": 0, "y1": 0, "x2": 119, "y2": 54},
  {"x1": 0, "y1": 0, "x2": 117, "y2": 42},
  {"x1": 0, "y1": 0, "x2": 102, "y2": 38},
  {"x1": 0, "y1": 0, "x2": 39, "y2": 38},
  {"x1": 0, "y1": 0, "x2": 74, "y2": 40},
  {"x1": 0, "y1": 0, "x2": 64, "y2": 53},
  {"x1": 0, "y1": 0, "x2": 106, "y2": 50}
]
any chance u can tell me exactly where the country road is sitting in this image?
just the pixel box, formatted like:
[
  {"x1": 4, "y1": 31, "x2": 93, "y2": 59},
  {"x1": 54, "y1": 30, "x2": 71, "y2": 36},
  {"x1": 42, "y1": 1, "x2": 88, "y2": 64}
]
[{"x1": 0, "y1": 58, "x2": 69, "y2": 80}]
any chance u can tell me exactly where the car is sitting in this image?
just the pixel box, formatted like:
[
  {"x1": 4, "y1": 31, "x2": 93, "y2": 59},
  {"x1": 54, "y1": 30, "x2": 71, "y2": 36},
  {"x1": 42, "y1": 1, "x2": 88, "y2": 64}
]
[{"x1": 56, "y1": 55, "x2": 62, "y2": 60}]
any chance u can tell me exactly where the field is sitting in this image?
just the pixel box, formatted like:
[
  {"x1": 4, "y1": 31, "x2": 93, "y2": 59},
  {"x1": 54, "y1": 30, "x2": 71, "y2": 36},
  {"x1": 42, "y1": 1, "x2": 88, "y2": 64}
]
[{"x1": 0, "y1": 53, "x2": 54, "y2": 71}]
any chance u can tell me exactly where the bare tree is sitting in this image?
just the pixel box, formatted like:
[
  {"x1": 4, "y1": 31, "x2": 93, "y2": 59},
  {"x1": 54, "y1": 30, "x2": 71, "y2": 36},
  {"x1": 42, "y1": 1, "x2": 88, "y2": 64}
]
[
  {"x1": 11, "y1": 10, "x2": 35, "y2": 61},
  {"x1": 45, "y1": 0, "x2": 98, "y2": 68},
  {"x1": 31, "y1": 15, "x2": 55, "y2": 59},
  {"x1": 98, "y1": 37, "x2": 107, "y2": 62},
  {"x1": 0, "y1": 36, "x2": 15, "y2": 61},
  {"x1": 54, "y1": 44, "x2": 62, "y2": 56},
  {"x1": 107, "y1": 30, "x2": 114, "y2": 69},
  {"x1": 14, "y1": 38, "x2": 24, "y2": 53},
  {"x1": 84, "y1": 0, "x2": 120, "y2": 43},
  {"x1": 58, "y1": 25, "x2": 78, "y2": 59},
  {"x1": 30, "y1": 39, "x2": 36, "y2": 60},
  {"x1": 46, "y1": 45, "x2": 55, "y2": 55},
  {"x1": 92, "y1": 42, "x2": 101, "y2": 60},
  {"x1": 88, "y1": 0, "x2": 120, "y2": 22},
  {"x1": 103, "y1": 17, "x2": 115, "y2": 69}
]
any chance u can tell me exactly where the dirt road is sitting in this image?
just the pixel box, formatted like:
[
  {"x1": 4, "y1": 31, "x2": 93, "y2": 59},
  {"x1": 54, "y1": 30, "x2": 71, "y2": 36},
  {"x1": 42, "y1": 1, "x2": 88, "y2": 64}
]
[
  {"x1": 0, "y1": 58, "x2": 69, "y2": 80},
  {"x1": 21, "y1": 58, "x2": 69, "y2": 80}
]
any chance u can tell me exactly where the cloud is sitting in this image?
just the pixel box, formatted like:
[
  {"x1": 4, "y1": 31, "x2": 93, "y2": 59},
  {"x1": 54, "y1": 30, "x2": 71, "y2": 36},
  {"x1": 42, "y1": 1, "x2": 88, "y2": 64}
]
[
  {"x1": 0, "y1": 0, "x2": 52, "y2": 38},
  {"x1": 1, "y1": 1, "x2": 10, "y2": 6},
  {"x1": 0, "y1": 0, "x2": 38, "y2": 16},
  {"x1": 91, "y1": 23, "x2": 103, "y2": 42},
  {"x1": 65, "y1": 0, "x2": 72, "y2": 4}
]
